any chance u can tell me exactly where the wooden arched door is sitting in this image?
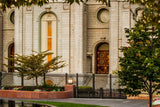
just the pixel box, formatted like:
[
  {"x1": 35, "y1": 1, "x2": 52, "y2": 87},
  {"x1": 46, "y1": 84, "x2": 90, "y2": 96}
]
[
  {"x1": 96, "y1": 43, "x2": 109, "y2": 74},
  {"x1": 8, "y1": 43, "x2": 14, "y2": 72}
]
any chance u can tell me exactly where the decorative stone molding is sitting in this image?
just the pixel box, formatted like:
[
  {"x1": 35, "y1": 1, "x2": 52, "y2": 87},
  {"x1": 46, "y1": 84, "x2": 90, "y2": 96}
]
[
  {"x1": 87, "y1": 52, "x2": 93, "y2": 57},
  {"x1": 117, "y1": 0, "x2": 127, "y2": 1},
  {"x1": 45, "y1": 6, "x2": 51, "y2": 12},
  {"x1": 123, "y1": 2, "x2": 129, "y2": 9},
  {"x1": 63, "y1": 3, "x2": 69, "y2": 10},
  {"x1": 26, "y1": 6, "x2": 32, "y2": 11}
]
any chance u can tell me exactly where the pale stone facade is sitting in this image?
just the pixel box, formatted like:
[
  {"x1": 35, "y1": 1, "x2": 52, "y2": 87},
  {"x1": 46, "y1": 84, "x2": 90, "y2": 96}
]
[
  {"x1": 0, "y1": 10, "x2": 2, "y2": 72},
  {"x1": 0, "y1": 0, "x2": 139, "y2": 77}
]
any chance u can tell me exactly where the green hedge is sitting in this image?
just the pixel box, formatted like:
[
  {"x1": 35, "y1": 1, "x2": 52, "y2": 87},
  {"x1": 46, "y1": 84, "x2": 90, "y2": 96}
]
[
  {"x1": 2, "y1": 85, "x2": 64, "y2": 91},
  {"x1": 78, "y1": 86, "x2": 92, "y2": 91}
]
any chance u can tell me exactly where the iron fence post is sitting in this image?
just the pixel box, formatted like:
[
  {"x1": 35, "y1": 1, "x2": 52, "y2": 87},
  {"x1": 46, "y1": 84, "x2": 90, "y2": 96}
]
[
  {"x1": 110, "y1": 74, "x2": 112, "y2": 97},
  {"x1": 92, "y1": 73, "x2": 95, "y2": 97},
  {"x1": 119, "y1": 90, "x2": 122, "y2": 98},
  {"x1": 65, "y1": 73, "x2": 68, "y2": 84},
  {"x1": 76, "y1": 73, "x2": 78, "y2": 98},
  {"x1": 100, "y1": 87, "x2": 104, "y2": 98}
]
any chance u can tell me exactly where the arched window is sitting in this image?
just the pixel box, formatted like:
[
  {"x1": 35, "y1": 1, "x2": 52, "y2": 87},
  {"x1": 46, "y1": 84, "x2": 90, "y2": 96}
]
[
  {"x1": 96, "y1": 43, "x2": 109, "y2": 74},
  {"x1": 8, "y1": 43, "x2": 14, "y2": 72},
  {"x1": 41, "y1": 13, "x2": 57, "y2": 61}
]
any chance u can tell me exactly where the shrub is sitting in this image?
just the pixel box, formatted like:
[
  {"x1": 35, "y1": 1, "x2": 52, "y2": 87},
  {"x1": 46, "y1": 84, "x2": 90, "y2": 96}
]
[
  {"x1": 78, "y1": 86, "x2": 92, "y2": 90},
  {"x1": 2, "y1": 85, "x2": 64, "y2": 91}
]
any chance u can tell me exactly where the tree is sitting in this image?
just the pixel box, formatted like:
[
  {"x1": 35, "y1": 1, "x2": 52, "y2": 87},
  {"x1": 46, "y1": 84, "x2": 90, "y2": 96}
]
[
  {"x1": 4, "y1": 50, "x2": 66, "y2": 87},
  {"x1": 118, "y1": 25, "x2": 160, "y2": 107},
  {"x1": 117, "y1": 1, "x2": 160, "y2": 107}
]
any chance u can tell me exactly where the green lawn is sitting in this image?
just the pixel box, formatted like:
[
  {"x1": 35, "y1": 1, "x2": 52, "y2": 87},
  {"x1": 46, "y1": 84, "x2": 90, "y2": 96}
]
[{"x1": 29, "y1": 101, "x2": 109, "y2": 107}]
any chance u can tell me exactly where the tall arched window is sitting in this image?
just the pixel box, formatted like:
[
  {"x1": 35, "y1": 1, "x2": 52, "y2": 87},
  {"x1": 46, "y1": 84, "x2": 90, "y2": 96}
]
[
  {"x1": 96, "y1": 43, "x2": 109, "y2": 74},
  {"x1": 41, "y1": 13, "x2": 57, "y2": 61},
  {"x1": 8, "y1": 43, "x2": 14, "y2": 72}
]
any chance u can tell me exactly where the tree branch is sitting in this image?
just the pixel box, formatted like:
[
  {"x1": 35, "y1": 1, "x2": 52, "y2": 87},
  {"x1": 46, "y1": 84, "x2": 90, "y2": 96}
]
[
  {"x1": 142, "y1": 78, "x2": 150, "y2": 93},
  {"x1": 152, "y1": 84, "x2": 160, "y2": 94}
]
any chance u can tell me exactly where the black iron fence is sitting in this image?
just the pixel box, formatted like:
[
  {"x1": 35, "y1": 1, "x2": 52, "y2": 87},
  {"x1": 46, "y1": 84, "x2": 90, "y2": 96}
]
[
  {"x1": 74, "y1": 74, "x2": 126, "y2": 99},
  {"x1": 0, "y1": 72, "x2": 126, "y2": 99}
]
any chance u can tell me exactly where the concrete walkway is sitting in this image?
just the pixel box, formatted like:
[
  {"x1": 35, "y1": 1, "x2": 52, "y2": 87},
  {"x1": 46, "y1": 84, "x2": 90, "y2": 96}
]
[
  {"x1": 43, "y1": 98, "x2": 148, "y2": 107},
  {"x1": 0, "y1": 98, "x2": 148, "y2": 107}
]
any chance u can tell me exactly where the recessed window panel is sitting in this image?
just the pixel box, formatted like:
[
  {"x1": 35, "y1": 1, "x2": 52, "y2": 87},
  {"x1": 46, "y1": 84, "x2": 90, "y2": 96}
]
[{"x1": 97, "y1": 8, "x2": 109, "y2": 23}]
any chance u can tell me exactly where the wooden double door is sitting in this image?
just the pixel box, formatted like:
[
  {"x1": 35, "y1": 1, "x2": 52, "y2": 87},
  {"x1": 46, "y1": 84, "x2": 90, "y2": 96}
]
[{"x1": 96, "y1": 50, "x2": 109, "y2": 74}]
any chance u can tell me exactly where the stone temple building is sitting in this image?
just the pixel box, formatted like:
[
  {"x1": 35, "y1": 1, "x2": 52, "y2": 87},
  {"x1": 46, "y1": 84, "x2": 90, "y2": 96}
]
[{"x1": 0, "y1": 0, "x2": 141, "y2": 86}]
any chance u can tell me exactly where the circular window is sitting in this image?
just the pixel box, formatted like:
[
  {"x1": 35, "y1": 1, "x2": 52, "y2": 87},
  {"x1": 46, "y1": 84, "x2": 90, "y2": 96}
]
[
  {"x1": 10, "y1": 11, "x2": 15, "y2": 24},
  {"x1": 97, "y1": 8, "x2": 109, "y2": 23}
]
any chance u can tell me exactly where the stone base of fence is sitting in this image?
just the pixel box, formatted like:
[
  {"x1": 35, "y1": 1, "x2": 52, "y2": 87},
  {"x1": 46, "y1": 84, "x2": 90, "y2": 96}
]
[{"x1": 0, "y1": 85, "x2": 75, "y2": 99}]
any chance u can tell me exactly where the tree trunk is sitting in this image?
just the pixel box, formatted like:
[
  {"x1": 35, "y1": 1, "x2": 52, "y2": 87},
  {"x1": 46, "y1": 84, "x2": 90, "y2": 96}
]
[
  {"x1": 35, "y1": 76, "x2": 38, "y2": 87},
  {"x1": 149, "y1": 92, "x2": 152, "y2": 107},
  {"x1": 149, "y1": 80, "x2": 152, "y2": 107},
  {"x1": 43, "y1": 73, "x2": 46, "y2": 85},
  {"x1": 21, "y1": 73, "x2": 24, "y2": 86}
]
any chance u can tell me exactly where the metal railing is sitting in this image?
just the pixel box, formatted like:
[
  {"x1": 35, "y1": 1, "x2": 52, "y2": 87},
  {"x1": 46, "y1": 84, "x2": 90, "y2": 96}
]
[{"x1": 0, "y1": 72, "x2": 126, "y2": 99}]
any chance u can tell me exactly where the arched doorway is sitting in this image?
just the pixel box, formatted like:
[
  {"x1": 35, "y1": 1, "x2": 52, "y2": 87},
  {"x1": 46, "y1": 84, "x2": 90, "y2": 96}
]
[
  {"x1": 8, "y1": 43, "x2": 14, "y2": 72},
  {"x1": 96, "y1": 43, "x2": 109, "y2": 74}
]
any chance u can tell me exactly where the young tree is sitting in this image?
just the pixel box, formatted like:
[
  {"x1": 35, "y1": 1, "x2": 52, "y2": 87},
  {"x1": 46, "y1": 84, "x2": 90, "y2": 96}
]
[
  {"x1": 4, "y1": 50, "x2": 66, "y2": 87},
  {"x1": 118, "y1": 25, "x2": 160, "y2": 107},
  {"x1": 117, "y1": 1, "x2": 160, "y2": 107}
]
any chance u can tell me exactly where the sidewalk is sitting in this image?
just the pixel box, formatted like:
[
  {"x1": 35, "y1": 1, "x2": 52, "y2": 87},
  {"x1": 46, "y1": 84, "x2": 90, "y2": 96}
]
[
  {"x1": 44, "y1": 98, "x2": 148, "y2": 107},
  {"x1": 0, "y1": 98, "x2": 148, "y2": 107}
]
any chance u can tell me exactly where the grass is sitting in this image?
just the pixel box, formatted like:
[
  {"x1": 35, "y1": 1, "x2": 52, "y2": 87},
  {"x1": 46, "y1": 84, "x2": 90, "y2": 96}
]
[{"x1": 29, "y1": 101, "x2": 109, "y2": 107}]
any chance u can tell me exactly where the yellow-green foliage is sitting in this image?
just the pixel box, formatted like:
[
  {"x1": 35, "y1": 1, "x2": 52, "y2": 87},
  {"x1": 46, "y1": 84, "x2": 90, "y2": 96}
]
[{"x1": 4, "y1": 50, "x2": 66, "y2": 86}]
